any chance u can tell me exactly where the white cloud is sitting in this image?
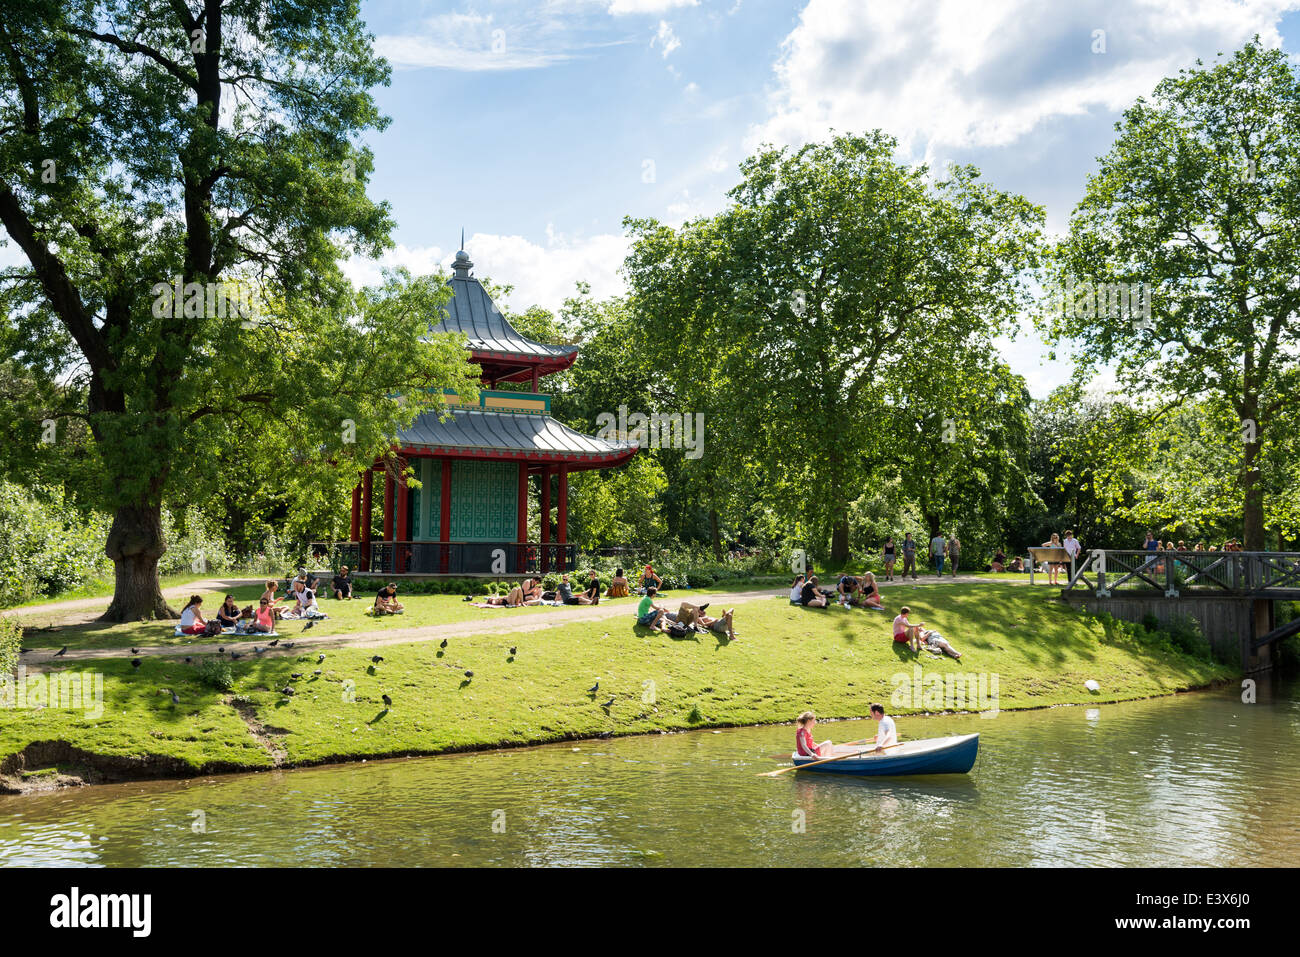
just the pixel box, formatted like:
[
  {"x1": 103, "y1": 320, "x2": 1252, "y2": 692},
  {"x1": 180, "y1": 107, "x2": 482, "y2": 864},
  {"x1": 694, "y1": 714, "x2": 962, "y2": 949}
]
[
  {"x1": 606, "y1": 0, "x2": 698, "y2": 15},
  {"x1": 343, "y1": 231, "x2": 629, "y2": 314},
  {"x1": 749, "y1": 0, "x2": 1300, "y2": 154},
  {"x1": 653, "y1": 20, "x2": 681, "y2": 57}
]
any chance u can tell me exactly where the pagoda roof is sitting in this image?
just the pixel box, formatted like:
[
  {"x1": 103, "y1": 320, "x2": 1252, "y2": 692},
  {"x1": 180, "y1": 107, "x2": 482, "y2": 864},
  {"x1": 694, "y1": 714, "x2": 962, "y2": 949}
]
[
  {"x1": 397, "y1": 408, "x2": 637, "y2": 470},
  {"x1": 430, "y1": 250, "x2": 579, "y2": 369}
]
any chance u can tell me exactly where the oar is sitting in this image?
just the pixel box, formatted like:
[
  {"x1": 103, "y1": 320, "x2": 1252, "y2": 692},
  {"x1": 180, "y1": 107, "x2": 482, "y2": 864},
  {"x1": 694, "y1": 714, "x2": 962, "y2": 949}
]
[{"x1": 759, "y1": 742, "x2": 903, "y2": 777}]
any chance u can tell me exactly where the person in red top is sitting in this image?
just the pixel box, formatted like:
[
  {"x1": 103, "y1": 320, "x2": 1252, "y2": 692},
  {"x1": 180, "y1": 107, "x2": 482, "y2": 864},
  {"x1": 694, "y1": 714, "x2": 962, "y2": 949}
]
[{"x1": 795, "y1": 710, "x2": 832, "y2": 757}]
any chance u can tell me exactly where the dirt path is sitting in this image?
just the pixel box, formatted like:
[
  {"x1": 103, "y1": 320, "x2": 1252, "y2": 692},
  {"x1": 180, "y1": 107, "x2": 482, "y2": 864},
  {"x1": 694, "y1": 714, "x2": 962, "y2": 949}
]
[{"x1": 1, "y1": 577, "x2": 269, "y2": 622}]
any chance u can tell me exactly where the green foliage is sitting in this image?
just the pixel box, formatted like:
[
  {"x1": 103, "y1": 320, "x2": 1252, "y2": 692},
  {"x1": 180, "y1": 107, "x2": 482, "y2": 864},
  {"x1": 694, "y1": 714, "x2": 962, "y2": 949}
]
[
  {"x1": 0, "y1": 482, "x2": 111, "y2": 606},
  {"x1": 196, "y1": 657, "x2": 235, "y2": 693},
  {"x1": 0, "y1": 616, "x2": 20, "y2": 676}
]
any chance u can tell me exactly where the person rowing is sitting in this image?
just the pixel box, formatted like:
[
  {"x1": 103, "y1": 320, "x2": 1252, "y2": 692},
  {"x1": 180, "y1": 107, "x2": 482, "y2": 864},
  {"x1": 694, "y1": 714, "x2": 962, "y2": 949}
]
[{"x1": 868, "y1": 702, "x2": 897, "y2": 754}]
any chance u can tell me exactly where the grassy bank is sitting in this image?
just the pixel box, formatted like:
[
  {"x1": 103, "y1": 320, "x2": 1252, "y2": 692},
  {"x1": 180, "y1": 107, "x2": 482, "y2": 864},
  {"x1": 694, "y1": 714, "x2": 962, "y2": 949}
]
[{"x1": 0, "y1": 583, "x2": 1236, "y2": 787}]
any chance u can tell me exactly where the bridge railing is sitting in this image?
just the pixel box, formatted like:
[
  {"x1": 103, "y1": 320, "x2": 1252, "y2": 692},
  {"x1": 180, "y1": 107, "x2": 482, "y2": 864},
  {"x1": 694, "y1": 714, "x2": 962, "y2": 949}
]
[{"x1": 1063, "y1": 549, "x2": 1300, "y2": 599}]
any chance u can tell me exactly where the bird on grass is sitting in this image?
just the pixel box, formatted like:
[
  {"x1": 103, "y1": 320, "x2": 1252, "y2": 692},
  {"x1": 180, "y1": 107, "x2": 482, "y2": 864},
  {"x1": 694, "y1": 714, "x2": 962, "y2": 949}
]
[
  {"x1": 268, "y1": 639, "x2": 279, "y2": 647},
  {"x1": 588, "y1": 681, "x2": 599, "y2": 694},
  {"x1": 302, "y1": 621, "x2": 314, "y2": 632},
  {"x1": 130, "y1": 648, "x2": 140, "y2": 654},
  {"x1": 382, "y1": 694, "x2": 392, "y2": 709},
  {"x1": 184, "y1": 657, "x2": 192, "y2": 664},
  {"x1": 603, "y1": 696, "x2": 616, "y2": 709},
  {"x1": 131, "y1": 658, "x2": 142, "y2": 670},
  {"x1": 231, "y1": 652, "x2": 243, "y2": 660},
  {"x1": 464, "y1": 670, "x2": 474, "y2": 679},
  {"x1": 290, "y1": 673, "x2": 304, "y2": 680},
  {"x1": 282, "y1": 642, "x2": 296, "y2": 650},
  {"x1": 170, "y1": 690, "x2": 180, "y2": 706},
  {"x1": 509, "y1": 646, "x2": 517, "y2": 656},
  {"x1": 281, "y1": 686, "x2": 295, "y2": 696},
  {"x1": 439, "y1": 639, "x2": 448, "y2": 649},
  {"x1": 54, "y1": 646, "x2": 67, "y2": 657},
  {"x1": 317, "y1": 653, "x2": 326, "y2": 663},
  {"x1": 217, "y1": 647, "x2": 224, "y2": 654},
  {"x1": 371, "y1": 655, "x2": 384, "y2": 664}
]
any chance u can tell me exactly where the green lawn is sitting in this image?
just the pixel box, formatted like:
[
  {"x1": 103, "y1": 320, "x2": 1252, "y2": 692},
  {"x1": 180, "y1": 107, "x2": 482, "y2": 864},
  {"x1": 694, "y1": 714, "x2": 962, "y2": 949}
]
[{"x1": 0, "y1": 584, "x2": 1236, "y2": 779}]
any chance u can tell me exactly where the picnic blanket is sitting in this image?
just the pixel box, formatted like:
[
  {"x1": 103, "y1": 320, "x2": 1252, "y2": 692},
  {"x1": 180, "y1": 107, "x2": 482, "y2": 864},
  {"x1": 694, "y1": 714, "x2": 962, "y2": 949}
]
[{"x1": 173, "y1": 625, "x2": 281, "y2": 637}]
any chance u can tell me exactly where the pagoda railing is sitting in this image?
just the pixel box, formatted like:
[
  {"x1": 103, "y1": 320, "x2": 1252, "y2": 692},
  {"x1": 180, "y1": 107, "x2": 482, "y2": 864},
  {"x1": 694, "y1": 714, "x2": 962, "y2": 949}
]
[{"x1": 309, "y1": 541, "x2": 576, "y2": 576}]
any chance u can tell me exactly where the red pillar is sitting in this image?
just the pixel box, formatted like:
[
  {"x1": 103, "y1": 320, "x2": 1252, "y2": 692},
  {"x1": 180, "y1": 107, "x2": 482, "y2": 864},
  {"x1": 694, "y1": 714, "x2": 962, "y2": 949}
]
[
  {"x1": 350, "y1": 483, "x2": 361, "y2": 542},
  {"x1": 360, "y1": 468, "x2": 372, "y2": 571},
  {"x1": 557, "y1": 464, "x2": 568, "y2": 571},
  {"x1": 531, "y1": 367, "x2": 539, "y2": 393},
  {"x1": 540, "y1": 464, "x2": 551, "y2": 573},
  {"x1": 516, "y1": 463, "x2": 529, "y2": 572},
  {"x1": 383, "y1": 471, "x2": 395, "y2": 543},
  {"x1": 395, "y1": 459, "x2": 410, "y2": 573},
  {"x1": 439, "y1": 458, "x2": 452, "y2": 573}
]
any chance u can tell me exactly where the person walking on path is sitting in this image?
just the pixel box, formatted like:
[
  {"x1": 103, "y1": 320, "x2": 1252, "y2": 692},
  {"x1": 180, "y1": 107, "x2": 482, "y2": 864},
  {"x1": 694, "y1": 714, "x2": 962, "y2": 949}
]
[
  {"x1": 902, "y1": 533, "x2": 918, "y2": 580},
  {"x1": 883, "y1": 537, "x2": 897, "y2": 581},
  {"x1": 930, "y1": 531, "x2": 947, "y2": 577},
  {"x1": 947, "y1": 533, "x2": 961, "y2": 577}
]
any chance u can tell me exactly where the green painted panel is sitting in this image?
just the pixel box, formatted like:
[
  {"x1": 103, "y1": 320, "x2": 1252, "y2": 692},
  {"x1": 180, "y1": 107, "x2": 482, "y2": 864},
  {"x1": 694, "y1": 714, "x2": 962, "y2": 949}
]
[
  {"x1": 415, "y1": 458, "x2": 441, "y2": 541},
  {"x1": 450, "y1": 460, "x2": 517, "y2": 541}
]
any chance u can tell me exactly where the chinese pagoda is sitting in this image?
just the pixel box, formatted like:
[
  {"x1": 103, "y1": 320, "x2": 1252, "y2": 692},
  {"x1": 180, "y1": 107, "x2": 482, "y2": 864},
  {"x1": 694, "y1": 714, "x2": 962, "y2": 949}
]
[{"x1": 342, "y1": 248, "x2": 638, "y2": 575}]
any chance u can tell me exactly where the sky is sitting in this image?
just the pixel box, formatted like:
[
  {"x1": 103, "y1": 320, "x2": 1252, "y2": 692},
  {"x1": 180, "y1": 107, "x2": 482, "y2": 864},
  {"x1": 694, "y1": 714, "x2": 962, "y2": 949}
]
[{"x1": 340, "y1": 0, "x2": 1300, "y2": 397}]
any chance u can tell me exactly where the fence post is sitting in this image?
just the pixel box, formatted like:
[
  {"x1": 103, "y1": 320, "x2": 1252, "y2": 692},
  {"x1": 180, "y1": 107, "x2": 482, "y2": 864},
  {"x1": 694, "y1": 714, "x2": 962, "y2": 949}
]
[
  {"x1": 1096, "y1": 549, "x2": 1109, "y2": 597},
  {"x1": 1164, "y1": 551, "x2": 1180, "y2": 598}
]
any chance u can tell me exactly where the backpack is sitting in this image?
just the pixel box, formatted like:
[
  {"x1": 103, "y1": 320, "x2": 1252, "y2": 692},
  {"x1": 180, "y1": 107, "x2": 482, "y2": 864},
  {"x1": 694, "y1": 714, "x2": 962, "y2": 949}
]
[
  {"x1": 204, "y1": 620, "x2": 223, "y2": 637},
  {"x1": 667, "y1": 620, "x2": 691, "y2": 638}
]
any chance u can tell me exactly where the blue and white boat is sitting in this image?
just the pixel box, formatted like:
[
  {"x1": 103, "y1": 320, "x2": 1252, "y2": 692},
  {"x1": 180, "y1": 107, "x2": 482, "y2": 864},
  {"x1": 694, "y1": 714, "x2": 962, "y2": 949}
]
[{"x1": 789, "y1": 733, "x2": 979, "y2": 776}]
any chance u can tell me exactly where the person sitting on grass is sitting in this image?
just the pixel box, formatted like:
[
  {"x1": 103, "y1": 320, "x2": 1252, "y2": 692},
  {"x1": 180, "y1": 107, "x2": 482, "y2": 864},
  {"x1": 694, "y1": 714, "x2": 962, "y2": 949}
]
[
  {"x1": 608, "y1": 568, "x2": 630, "y2": 598},
  {"x1": 800, "y1": 575, "x2": 828, "y2": 607},
  {"x1": 178, "y1": 595, "x2": 209, "y2": 635},
  {"x1": 991, "y1": 550, "x2": 1006, "y2": 573},
  {"x1": 836, "y1": 572, "x2": 859, "y2": 606},
  {"x1": 795, "y1": 710, "x2": 832, "y2": 757},
  {"x1": 580, "y1": 571, "x2": 602, "y2": 605},
  {"x1": 248, "y1": 597, "x2": 276, "y2": 634},
  {"x1": 892, "y1": 605, "x2": 923, "y2": 653},
  {"x1": 1009, "y1": 556, "x2": 1025, "y2": 573},
  {"x1": 636, "y1": 587, "x2": 671, "y2": 632},
  {"x1": 869, "y1": 703, "x2": 898, "y2": 753},
  {"x1": 215, "y1": 594, "x2": 241, "y2": 630},
  {"x1": 556, "y1": 574, "x2": 582, "y2": 606},
  {"x1": 260, "y1": 580, "x2": 289, "y2": 620},
  {"x1": 639, "y1": 564, "x2": 663, "y2": 595},
  {"x1": 789, "y1": 574, "x2": 805, "y2": 604},
  {"x1": 374, "y1": 583, "x2": 404, "y2": 615},
  {"x1": 856, "y1": 571, "x2": 885, "y2": 610},
  {"x1": 332, "y1": 566, "x2": 353, "y2": 600},
  {"x1": 696, "y1": 607, "x2": 736, "y2": 641}
]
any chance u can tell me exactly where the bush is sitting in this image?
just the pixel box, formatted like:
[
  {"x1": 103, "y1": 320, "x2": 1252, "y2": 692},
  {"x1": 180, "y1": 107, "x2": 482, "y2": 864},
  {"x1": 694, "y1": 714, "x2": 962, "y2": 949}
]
[
  {"x1": 196, "y1": 657, "x2": 234, "y2": 692},
  {"x1": 0, "y1": 616, "x2": 20, "y2": 676},
  {"x1": 0, "y1": 482, "x2": 111, "y2": 607}
]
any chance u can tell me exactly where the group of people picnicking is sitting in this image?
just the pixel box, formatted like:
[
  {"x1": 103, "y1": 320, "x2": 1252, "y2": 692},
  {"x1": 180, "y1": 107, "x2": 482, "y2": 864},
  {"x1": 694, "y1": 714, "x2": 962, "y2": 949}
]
[{"x1": 788, "y1": 572, "x2": 964, "y2": 659}]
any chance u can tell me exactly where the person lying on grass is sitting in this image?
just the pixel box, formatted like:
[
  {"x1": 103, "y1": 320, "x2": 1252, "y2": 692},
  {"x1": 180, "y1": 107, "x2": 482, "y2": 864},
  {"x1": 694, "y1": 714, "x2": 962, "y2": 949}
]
[
  {"x1": 374, "y1": 583, "x2": 404, "y2": 615},
  {"x1": 695, "y1": 607, "x2": 736, "y2": 641},
  {"x1": 795, "y1": 710, "x2": 832, "y2": 757},
  {"x1": 636, "y1": 587, "x2": 672, "y2": 632},
  {"x1": 920, "y1": 628, "x2": 962, "y2": 659},
  {"x1": 474, "y1": 580, "x2": 542, "y2": 608}
]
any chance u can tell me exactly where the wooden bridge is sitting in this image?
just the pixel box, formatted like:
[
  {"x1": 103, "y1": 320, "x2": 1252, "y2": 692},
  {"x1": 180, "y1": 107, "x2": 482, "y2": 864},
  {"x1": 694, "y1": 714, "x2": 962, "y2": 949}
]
[{"x1": 1058, "y1": 550, "x2": 1300, "y2": 672}]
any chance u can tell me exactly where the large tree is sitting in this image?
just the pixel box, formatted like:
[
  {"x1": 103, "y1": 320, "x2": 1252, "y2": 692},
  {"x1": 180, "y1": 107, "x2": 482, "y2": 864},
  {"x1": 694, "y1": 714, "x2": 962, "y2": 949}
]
[
  {"x1": 626, "y1": 132, "x2": 1042, "y2": 561},
  {"x1": 1047, "y1": 40, "x2": 1300, "y2": 550},
  {"x1": 0, "y1": 1, "x2": 476, "y2": 619}
]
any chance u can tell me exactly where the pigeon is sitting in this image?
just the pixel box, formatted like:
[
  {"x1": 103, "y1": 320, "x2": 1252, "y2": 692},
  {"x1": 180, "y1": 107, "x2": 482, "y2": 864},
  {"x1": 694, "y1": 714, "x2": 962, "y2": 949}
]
[
  {"x1": 231, "y1": 651, "x2": 243, "y2": 660},
  {"x1": 464, "y1": 670, "x2": 474, "y2": 678},
  {"x1": 170, "y1": 691, "x2": 181, "y2": 705},
  {"x1": 382, "y1": 694, "x2": 392, "y2": 709},
  {"x1": 371, "y1": 655, "x2": 384, "y2": 664},
  {"x1": 281, "y1": 686, "x2": 295, "y2": 696},
  {"x1": 313, "y1": 670, "x2": 322, "y2": 676},
  {"x1": 54, "y1": 646, "x2": 67, "y2": 657},
  {"x1": 318, "y1": 653, "x2": 326, "y2": 663},
  {"x1": 509, "y1": 646, "x2": 517, "y2": 656},
  {"x1": 302, "y1": 621, "x2": 314, "y2": 632},
  {"x1": 131, "y1": 658, "x2": 142, "y2": 669},
  {"x1": 588, "y1": 681, "x2": 599, "y2": 694},
  {"x1": 217, "y1": 647, "x2": 224, "y2": 654},
  {"x1": 290, "y1": 673, "x2": 304, "y2": 680},
  {"x1": 283, "y1": 642, "x2": 295, "y2": 650},
  {"x1": 131, "y1": 648, "x2": 140, "y2": 654},
  {"x1": 439, "y1": 639, "x2": 448, "y2": 649},
  {"x1": 268, "y1": 639, "x2": 279, "y2": 647},
  {"x1": 603, "y1": 696, "x2": 616, "y2": 708},
  {"x1": 184, "y1": 657, "x2": 192, "y2": 664}
]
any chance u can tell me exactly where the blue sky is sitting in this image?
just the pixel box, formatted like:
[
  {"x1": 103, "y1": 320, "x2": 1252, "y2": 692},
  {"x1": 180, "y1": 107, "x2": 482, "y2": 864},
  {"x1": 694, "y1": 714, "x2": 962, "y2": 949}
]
[{"x1": 310, "y1": 2, "x2": 1300, "y2": 393}]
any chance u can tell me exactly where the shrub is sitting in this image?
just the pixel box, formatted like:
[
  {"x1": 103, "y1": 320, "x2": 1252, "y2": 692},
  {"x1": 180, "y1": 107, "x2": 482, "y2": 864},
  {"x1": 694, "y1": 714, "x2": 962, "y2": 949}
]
[
  {"x1": 0, "y1": 482, "x2": 111, "y2": 607},
  {"x1": 0, "y1": 616, "x2": 20, "y2": 676},
  {"x1": 196, "y1": 657, "x2": 234, "y2": 692}
]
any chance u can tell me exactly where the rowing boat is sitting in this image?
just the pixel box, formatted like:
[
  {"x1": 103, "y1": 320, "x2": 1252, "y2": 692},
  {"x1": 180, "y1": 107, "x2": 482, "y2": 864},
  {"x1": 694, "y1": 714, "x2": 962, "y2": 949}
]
[{"x1": 788, "y1": 733, "x2": 979, "y2": 776}]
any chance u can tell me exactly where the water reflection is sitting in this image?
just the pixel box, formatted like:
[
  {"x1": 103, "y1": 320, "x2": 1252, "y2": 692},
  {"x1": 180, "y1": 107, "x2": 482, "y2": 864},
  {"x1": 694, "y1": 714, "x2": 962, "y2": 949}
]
[{"x1": 1, "y1": 681, "x2": 1296, "y2": 867}]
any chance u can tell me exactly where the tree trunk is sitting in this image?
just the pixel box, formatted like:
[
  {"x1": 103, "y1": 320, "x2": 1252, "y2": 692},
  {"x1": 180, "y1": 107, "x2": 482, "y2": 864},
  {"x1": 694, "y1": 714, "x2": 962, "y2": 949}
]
[
  {"x1": 102, "y1": 501, "x2": 176, "y2": 622},
  {"x1": 1241, "y1": 427, "x2": 1265, "y2": 551},
  {"x1": 709, "y1": 508, "x2": 722, "y2": 560},
  {"x1": 830, "y1": 508, "x2": 850, "y2": 564},
  {"x1": 925, "y1": 513, "x2": 941, "y2": 540}
]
